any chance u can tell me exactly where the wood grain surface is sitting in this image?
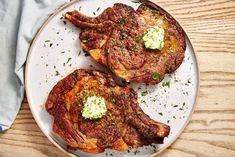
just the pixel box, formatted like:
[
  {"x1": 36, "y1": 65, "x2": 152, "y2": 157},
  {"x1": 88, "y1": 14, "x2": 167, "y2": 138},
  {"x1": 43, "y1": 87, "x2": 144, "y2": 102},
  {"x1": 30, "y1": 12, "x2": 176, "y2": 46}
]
[{"x1": 1, "y1": 0, "x2": 235, "y2": 157}]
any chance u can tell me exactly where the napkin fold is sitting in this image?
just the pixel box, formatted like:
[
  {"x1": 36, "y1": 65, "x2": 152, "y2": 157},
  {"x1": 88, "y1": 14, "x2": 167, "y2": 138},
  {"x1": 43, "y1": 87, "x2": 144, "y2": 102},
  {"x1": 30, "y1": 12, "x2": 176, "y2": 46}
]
[{"x1": 0, "y1": 0, "x2": 67, "y2": 132}]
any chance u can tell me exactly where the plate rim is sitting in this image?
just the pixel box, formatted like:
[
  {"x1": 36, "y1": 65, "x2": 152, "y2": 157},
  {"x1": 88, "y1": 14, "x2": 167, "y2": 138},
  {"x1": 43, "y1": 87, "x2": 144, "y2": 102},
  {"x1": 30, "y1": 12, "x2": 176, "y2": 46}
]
[{"x1": 25, "y1": 0, "x2": 200, "y2": 157}]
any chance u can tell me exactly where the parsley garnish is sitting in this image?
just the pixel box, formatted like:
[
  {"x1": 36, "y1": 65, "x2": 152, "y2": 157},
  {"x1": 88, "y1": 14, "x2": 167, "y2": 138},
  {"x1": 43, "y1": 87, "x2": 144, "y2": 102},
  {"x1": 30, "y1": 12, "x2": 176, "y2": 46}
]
[
  {"x1": 151, "y1": 10, "x2": 157, "y2": 16},
  {"x1": 66, "y1": 57, "x2": 72, "y2": 64},
  {"x1": 152, "y1": 73, "x2": 161, "y2": 80},
  {"x1": 73, "y1": 123, "x2": 78, "y2": 129},
  {"x1": 158, "y1": 112, "x2": 163, "y2": 116},
  {"x1": 82, "y1": 38, "x2": 88, "y2": 43},
  {"x1": 141, "y1": 91, "x2": 148, "y2": 96},
  {"x1": 78, "y1": 50, "x2": 82, "y2": 56},
  {"x1": 120, "y1": 43, "x2": 124, "y2": 51},
  {"x1": 132, "y1": 44, "x2": 137, "y2": 51},
  {"x1": 116, "y1": 18, "x2": 125, "y2": 27},
  {"x1": 112, "y1": 39, "x2": 117, "y2": 46},
  {"x1": 162, "y1": 81, "x2": 171, "y2": 88},
  {"x1": 134, "y1": 150, "x2": 140, "y2": 155},
  {"x1": 134, "y1": 36, "x2": 141, "y2": 43},
  {"x1": 132, "y1": 0, "x2": 141, "y2": 3},
  {"x1": 55, "y1": 70, "x2": 60, "y2": 76},
  {"x1": 106, "y1": 142, "x2": 113, "y2": 147},
  {"x1": 187, "y1": 79, "x2": 191, "y2": 84}
]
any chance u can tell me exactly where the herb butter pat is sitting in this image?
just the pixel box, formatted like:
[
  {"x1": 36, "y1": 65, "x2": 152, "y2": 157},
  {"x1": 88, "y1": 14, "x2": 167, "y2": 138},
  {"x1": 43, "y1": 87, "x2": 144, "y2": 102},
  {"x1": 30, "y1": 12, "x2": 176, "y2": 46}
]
[
  {"x1": 82, "y1": 95, "x2": 107, "y2": 119},
  {"x1": 142, "y1": 26, "x2": 165, "y2": 50}
]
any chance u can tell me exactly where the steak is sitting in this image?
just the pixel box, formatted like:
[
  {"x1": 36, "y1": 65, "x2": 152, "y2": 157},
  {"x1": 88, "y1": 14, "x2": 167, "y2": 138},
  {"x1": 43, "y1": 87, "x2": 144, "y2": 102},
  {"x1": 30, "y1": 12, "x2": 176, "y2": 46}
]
[
  {"x1": 45, "y1": 69, "x2": 170, "y2": 153},
  {"x1": 64, "y1": 1, "x2": 186, "y2": 84}
]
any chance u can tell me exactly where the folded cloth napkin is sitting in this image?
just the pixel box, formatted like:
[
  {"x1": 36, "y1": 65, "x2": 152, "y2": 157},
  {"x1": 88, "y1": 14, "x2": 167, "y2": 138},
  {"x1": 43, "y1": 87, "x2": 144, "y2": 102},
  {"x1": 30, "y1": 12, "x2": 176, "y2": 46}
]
[{"x1": 0, "y1": 0, "x2": 67, "y2": 132}]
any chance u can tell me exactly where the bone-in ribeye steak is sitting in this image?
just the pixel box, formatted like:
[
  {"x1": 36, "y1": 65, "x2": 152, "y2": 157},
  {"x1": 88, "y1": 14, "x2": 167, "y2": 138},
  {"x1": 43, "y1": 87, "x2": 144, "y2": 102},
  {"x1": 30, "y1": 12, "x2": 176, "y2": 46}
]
[
  {"x1": 64, "y1": 2, "x2": 186, "y2": 84},
  {"x1": 45, "y1": 69, "x2": 170, "y2": 153}
]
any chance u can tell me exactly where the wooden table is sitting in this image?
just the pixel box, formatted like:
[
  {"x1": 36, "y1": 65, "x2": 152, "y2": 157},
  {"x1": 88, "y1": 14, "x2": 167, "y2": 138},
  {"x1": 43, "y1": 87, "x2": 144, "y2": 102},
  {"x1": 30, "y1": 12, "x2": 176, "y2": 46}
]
[{"x1": 1, "y1": 0, "x2": 235, "y2": 156}]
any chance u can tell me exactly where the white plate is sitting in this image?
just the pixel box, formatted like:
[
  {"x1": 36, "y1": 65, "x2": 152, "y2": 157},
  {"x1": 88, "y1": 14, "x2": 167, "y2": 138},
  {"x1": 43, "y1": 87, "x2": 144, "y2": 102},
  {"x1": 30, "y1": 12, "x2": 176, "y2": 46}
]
[{"x1": 25, "y1": 0, "x2": 199, "y2": 157}]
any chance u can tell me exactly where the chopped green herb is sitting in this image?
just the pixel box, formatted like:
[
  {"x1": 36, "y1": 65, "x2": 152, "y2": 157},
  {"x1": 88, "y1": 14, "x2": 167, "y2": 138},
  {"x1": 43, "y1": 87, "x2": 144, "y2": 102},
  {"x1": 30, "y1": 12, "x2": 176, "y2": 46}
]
[
  {"x1": 45, "y1": 40, "x2": 50, "y2": 42},
  {"x1": 173, "y1": 105, "x2": 178, "y2": 108},
  {"x1": 78, "y1": 50, "x2": 82, "y2": 56},
  {"x1": 132, "y1": 0, "x2": 141, "y2": 3},
  {"x1": 119, "y1": 29, "x2": 125, "y2": 39},
  {"x1": 151, "y1": 10, "x2": 157, "y2": 16},
  {"x1": 106, "y1": 142, "x2": 112, "y2": 147},
  {"x1": 79, "y1": 6, "x2": 82, "y2": 11},
  {"x1": 141, "y1": 91, "x2": 148, "y2": 96},
  {"x1": 63, "y1": 20, "x2": 67, "y2": 25},
  {"x1": 151, "y1": 144, "x2": 157, "y2": 149},
  {"x1": 104, "y1": 124, "x2": 109, "y2": 128},
  {"x1": 73, "y1": 123, "x2": 78, "y2": 129},
  {"x1": 134, "y1": 36, "x2": 141, "y2": 43},
  {"x1": 152, "y1": 73, "x2": 161, "y2": 80},
  {"x1": 120, "y1": 43, "x2": 124, "y2": 51},
  {"x1": 82, "y1": 38, "x2": 88, "y2": 43},
  {"x1": 112, "y1": 39, "x2": 117, "y2": 46},
  {"x1": 116, "y1": 18, "x2": 125, "y2": 27},
  {"x1": 93, "y1": 12, "x2": 96, "y2": 15},
  {"x1": 96, "y1": 7, "x2": 100, "y2": 11},
  {"x1": 55, "y1": 70, "x2": 60, "y2": 76},
  {"x1": 66, "y1": 57, "x2": 72, "y2": 64},
  {"x1": 61, "y1": 51, "x2": 65, "y2": 53},
  {"x1": 187, "y1": 79, "x2": 191, "y2": 84},
  {"x1": 134, "y1": 150, "x2": 140, "y2": 155},
  {"x1": 49, "y1": 43, "x2": 53, "y2": 47},
  {"x1": 173, "y1": 116, "x2": 176, "y2": 119},
  {"x1": 158, "y1": 112, "x2": 163, "y2": 116},
  {"x1": 72, "y1": 71, "x2": 77, "y2": 78},
  {"x1": 162, "y1": 81, "x2": 170, "y2": 88},
  {"x1": 132, "y1": 44, "x2": 137, "y2": 51}
]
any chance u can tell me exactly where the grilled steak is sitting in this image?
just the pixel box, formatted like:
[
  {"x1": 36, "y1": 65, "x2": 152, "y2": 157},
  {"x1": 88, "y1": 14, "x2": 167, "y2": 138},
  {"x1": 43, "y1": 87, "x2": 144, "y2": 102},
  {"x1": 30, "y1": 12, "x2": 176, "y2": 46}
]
[
  {"x1": 45, "y1": 69, "x2": 170, "y2": 153},
  {"x1": 64, "y1": 1, "x2": 186, "y2": 84}
]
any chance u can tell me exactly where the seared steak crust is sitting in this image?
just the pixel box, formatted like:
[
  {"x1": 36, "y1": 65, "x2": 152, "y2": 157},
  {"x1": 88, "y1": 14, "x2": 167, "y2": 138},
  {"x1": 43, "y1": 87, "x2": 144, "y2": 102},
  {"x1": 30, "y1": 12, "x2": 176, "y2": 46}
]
[
  {"x1": 45, "y1": 69, "x2": 170, "y2": 153},
  {"x1": 64, "y1": 2, "x2": 186, "y2": 84}
]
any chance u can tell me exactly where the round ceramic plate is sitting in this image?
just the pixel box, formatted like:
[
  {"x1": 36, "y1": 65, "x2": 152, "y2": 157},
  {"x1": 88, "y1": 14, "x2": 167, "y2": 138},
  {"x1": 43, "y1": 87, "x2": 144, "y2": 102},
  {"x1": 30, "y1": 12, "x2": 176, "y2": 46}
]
[{"x1": 25, "y1": 0, "x2": 199, "y2": 157}]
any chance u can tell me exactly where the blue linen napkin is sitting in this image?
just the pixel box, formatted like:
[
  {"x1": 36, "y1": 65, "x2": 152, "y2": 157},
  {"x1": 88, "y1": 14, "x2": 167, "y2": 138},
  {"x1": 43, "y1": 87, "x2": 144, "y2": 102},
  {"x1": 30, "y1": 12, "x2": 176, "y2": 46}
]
[{"x1": 0, "y1": 0, "x2": 67, "y2": 132}]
